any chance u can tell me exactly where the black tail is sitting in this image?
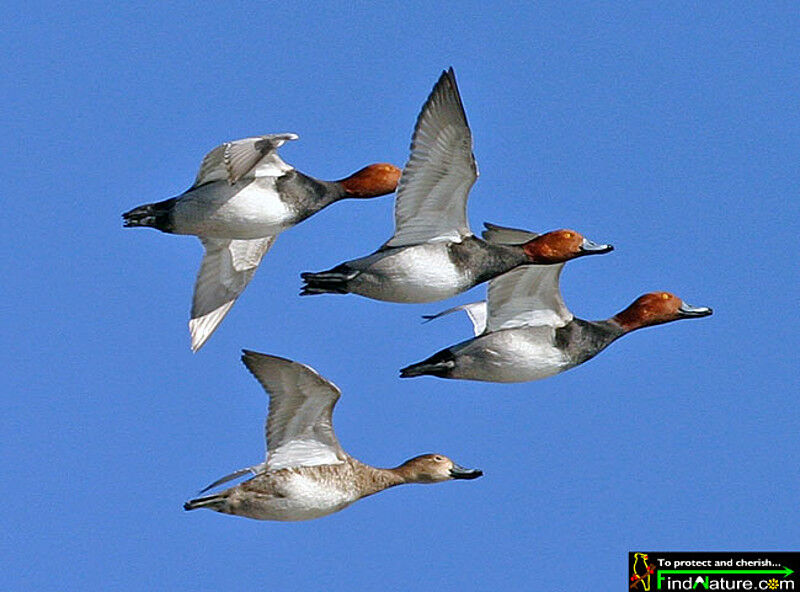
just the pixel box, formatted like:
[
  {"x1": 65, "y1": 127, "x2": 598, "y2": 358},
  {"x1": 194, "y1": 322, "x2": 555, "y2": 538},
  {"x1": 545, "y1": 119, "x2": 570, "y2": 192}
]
[
  {"x1": 122, "y1": 197, "x2": 177, "y2": 232},
  {"x1": 300, "y1": 264, "x2": 358, "y2": 296},
  {"x1": 184, "y1": 492, "x2": 227, "y2": 512},
  {"x1": 400, "y1": 349, "x2": 456, "y2": 379}
]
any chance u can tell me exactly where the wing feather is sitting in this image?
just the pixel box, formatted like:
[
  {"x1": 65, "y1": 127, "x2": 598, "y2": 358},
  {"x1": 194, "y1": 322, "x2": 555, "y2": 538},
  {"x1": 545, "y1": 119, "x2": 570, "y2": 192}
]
[
  {"x1": 192, "y1": 133, "x2": 298, "y2": 188},
  {"x1": 481, "y1": 222, "x2": 539, "y2": 245},
  {"x1": 486, "y1": 265, "x2": 573, "y2": 332},
  {"x1": 423, "y1": 301, "x2": 487, "y2": 336},
  {"x1": 385, "y1": 68, "x2": 478, "y2": 247},
  {"x1": 241, "y1": 352, "x2": 345, "y2": 471},
  {"x1": 189, "y1": 236, "x2": 276, "y2": 351}
]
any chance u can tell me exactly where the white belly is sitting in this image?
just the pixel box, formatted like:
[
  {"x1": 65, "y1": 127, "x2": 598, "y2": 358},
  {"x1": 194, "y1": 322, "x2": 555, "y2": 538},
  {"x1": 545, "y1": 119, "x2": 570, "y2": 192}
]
[
  {"x1": 232, "y1": 474, "x2": 357, "y2": 522},
  {"x1": 350, "y1": 244, "x2": 470, "y2": 303},
  {"x1": 451, "y1": 329, "x2": 569, "y2": 383},
  {"x1": 173, "y1": 179, "x2": 295, "y2": 239}
]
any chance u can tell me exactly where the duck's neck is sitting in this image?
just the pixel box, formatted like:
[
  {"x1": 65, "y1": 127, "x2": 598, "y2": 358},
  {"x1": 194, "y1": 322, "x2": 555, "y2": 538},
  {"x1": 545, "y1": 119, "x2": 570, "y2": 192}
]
[
  {"x1": 351, "y1": 459, "x2": 408, "y2": 498},
  {"x1": 597, "y1": 317, "x2": 628, "y2": 338},
  {"x1": 555, "y1": 318, "x2": 626, "y2": 367},
  {"x1": 467, "y1": 240, "x2": 531, "y2": 284},
  {"x1": 609, "y1": 310, "x2": 647, "y2": 333},
  {"x1": 273, "y1": 170, "x2": 345, "y2": 215}
]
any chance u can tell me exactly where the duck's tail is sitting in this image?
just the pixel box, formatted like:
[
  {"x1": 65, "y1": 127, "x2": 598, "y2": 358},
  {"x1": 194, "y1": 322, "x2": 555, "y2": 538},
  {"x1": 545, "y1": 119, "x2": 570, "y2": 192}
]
[
  {"x1": 300, "y1": 264, "x2": 357, "y2": 296},
  {"x1": 400, "y1": 349, "x2": 456, "y2": 379},
  {"x1": 122, "y1": 197, "x2": 177, "y2": 232},
  {"x1": 184, "y1": 492, "x2": 227, "y2": 512}
]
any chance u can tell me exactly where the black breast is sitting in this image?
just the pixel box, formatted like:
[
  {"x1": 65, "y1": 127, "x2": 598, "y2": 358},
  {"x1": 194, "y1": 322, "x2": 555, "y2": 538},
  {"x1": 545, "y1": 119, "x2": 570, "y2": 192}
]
[
  {"x1": 554, "y1": 318, "x2": 623, "y2": 368},
  {"x1": 447, "y1": 237, "x2": 527, "y2": 284},
  {"x1": 274, "y1": 170, "x2": 334, "y2": 220}
]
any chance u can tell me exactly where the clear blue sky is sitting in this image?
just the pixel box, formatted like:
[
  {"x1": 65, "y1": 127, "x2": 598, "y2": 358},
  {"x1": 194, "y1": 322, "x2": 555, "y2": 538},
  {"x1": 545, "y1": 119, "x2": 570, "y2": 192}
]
[{"x1": 2, "y1": 3, "x2": 798, "y2": 590}]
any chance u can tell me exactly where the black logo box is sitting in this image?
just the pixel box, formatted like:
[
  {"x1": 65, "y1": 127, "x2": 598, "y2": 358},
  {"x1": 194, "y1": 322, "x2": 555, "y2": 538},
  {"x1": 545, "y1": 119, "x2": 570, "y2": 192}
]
[{"x1": 628, "y1": 552, "x2": 798, "y2": 589}]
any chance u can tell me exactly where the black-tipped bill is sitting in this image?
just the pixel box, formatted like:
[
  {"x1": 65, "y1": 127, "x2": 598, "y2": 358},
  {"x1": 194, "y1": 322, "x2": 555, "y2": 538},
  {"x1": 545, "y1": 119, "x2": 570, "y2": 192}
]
[
  {"x1": 678, "y1": 302, "x2": 713, "y2": 318},
  {"x1": 580, "y1": 238, "x2": 614, "y2": 255},
  {"x1": 450, "y1": 463, "x2": 483, "y2": 480}
]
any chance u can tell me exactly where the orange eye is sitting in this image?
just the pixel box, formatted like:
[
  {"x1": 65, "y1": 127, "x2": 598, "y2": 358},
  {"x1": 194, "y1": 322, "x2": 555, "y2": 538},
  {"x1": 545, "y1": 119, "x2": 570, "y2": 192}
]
[
  {"x1": 661, "y1": 293, "x2": 670, "y2": 300},
  {"x1": 563, "y1": 232, "x2": 573, "y2": 238}
]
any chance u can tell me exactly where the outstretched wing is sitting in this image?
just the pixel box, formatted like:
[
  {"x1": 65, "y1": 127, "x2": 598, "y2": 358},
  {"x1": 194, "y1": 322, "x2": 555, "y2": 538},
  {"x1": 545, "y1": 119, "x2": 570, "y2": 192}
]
[
  {"x1": 423, "y1": 301, "x2": 488, "y2": 336},
  {"x1": 241, "y1": 351, "x2": 346, "y2": 471},
  {"x1": 486, "y1": 264, "x2": 573, "y2": 332},
  {"x1": 481, "y1": 222, "x2": 539, "y2": 245},
  {"x1": 385, "y1": 68, "x2": 478, "y2": 247},
  {"x1": 192, "y1": 133, "x2": 298, "y2": 188},
  {"x1": 189, "y1": 236, "x2": 277, "y2": 351}
]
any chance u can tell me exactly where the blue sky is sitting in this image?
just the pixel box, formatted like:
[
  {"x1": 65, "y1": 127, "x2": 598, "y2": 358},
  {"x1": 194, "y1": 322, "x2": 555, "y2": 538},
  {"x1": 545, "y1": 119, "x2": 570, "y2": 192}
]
[{"x1": 2, "y1": 3, "x2": 798, "y2": 590}]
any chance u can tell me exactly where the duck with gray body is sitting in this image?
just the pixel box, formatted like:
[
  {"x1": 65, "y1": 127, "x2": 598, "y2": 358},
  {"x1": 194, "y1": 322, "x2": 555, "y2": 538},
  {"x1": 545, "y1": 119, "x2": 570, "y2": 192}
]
[
  {"x1": 305, "y1": 234, "x2": 528, "y2": 303},
  {"x1": 184, "y1": 351, "x2": 482, "y2": 521},
  {"x1": 122, "y1": 134, "x2": 400, "y2": 350},
  {"x1": 402, "y1": 265, "x2": 712, "y2": 383},
  {"x1": 408, "y1": 319, "x2": 624, "y2": 383},
  {"x1": 302, "y1": 69, "x2": 611, "y2": 303},
  {"x1": 146, "y1": 168, "x2": 353, "y2": 239}
]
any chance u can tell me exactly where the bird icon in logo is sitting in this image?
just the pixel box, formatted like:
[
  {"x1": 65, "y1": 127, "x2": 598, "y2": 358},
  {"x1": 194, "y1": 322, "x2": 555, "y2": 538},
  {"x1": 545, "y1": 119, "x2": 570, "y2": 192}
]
[{"x1": 631, "y1": 553, "x2": 656, "y2": 590}]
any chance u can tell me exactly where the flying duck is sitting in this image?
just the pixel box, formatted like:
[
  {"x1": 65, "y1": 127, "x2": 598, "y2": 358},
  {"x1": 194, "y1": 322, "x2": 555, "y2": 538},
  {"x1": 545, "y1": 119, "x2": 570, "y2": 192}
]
[
  {"x1": 123, "y1": 134, "x2": 400, "y2": 350},
  {"x1": 301, "y1": 69, "x2": 610, "y2": 302},
  {"x1": 184, "y1": 351, "x2": 482, "y2": 521},
  {"x1": 401, "y1": 265, "x2": 712, "y2": 382}
]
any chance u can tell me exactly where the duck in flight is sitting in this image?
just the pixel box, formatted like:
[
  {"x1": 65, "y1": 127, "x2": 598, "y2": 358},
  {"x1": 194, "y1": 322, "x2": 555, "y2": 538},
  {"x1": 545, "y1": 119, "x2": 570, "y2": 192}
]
[
  {"x1": 301, "y1": 69, "x2": 610, "y2": 303},
  {"x1": 184, "y1": 351, "x2": 482, "y2": 521},
  {"x1": 401, "y1": 264, "x2": 712, "y2": 383},
  {"x1": 123, "y1": 134, "x2": 400, "y2": 350}
]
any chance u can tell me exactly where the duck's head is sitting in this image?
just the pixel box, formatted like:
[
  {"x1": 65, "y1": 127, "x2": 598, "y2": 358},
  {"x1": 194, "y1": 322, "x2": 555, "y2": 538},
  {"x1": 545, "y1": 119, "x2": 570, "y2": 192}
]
[
  {"x1": 338, "y1": 163, "x2": 402, "y2": 198},
  {"x1": 613, "y1": 292, "x2": 713, "y2": 332},
  {"x1": 522, "y1": 229, "x2": 613, "y2": 264},
  {"x1": 397, "y1": 454, "x2": 483, "y2": 483}
]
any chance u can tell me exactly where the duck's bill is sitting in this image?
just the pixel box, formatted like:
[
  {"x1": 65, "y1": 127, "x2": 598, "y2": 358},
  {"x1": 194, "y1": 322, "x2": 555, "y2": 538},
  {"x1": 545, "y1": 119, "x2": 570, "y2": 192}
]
[
  {"x1": 678, "y1": 302, "x2": 713, "y2": 318},
  {"x1": 450, "y1": 464, "x2": 483, "y2": 480},
  {"x1": 580, "y1": 238, "x2": 614, "y2": 255}
]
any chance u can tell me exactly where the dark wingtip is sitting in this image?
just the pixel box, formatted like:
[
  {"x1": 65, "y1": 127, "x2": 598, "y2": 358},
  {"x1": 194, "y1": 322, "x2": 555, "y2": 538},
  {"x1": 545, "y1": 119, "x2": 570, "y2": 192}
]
[
  {"x1": 241, "y1": 349, "x2": 259, "y2": 365},
  {"x1": 444, "y1": 67, "x2": 458, "y2": 88}
]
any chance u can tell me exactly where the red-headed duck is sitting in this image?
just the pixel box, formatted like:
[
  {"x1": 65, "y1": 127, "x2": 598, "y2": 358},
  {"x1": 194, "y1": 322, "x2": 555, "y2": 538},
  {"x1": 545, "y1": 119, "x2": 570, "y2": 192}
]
[
  {"x1": 123, "y1": 134, "x2": 400, "y2": 351},
  {"x1": 184, "y1": 351, "x2": 482, "y2": 521},
  {"x1": 301, "y1": 70, "x2": 611, "y2": 302},
  {"x1": 402, "y1": 265, "x2": 712, "y2": 383}
]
